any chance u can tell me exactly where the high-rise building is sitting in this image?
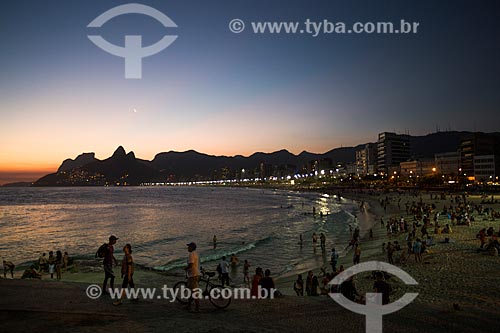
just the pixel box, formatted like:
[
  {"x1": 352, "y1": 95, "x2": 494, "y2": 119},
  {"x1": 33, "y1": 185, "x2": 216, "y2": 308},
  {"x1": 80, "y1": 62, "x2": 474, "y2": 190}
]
[
  {"x1": 459, "y1": 133, "x2": 500, "y2": 178},
  {"x1": 355, "y1": 143, "x2": 377, "y2": 175},
  {"x1": 377, "y1": 132, "x2": 411, "y2": 173}
]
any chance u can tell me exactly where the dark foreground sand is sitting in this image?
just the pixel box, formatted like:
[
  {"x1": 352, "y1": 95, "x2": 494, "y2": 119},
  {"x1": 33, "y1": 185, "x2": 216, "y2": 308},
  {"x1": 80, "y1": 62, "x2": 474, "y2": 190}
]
[
  {"x1": 1, "y1": 276, "x2": 499, "y2": 333},
  {"x1": 2, "y1": 192, "x2": 500, "y2": 332}
]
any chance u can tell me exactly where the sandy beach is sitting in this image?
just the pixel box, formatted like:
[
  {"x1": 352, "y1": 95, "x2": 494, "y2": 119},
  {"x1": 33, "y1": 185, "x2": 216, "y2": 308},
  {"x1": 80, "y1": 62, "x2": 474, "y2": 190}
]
[{"x1": 2, "y1": 190, "x2": 500, "y2": 332}]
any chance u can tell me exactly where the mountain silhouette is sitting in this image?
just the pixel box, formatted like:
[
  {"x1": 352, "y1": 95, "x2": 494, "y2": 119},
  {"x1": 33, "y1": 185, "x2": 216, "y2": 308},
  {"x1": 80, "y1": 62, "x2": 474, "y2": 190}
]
[{"x1": 32, "y1": 131, "x2": 496, "y2": 186}]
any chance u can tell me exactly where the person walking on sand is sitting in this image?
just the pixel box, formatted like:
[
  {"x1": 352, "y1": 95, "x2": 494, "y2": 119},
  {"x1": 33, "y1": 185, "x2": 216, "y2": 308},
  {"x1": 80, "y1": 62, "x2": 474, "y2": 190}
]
[
  {"x1": 38, "y1": 253, "x2": 48, "y2": 272},
  {"x1": 387, "y1": 242, "x2": 395, "y2": 265},
  {"x1": 306, "y1": 271, "x2": 314, "y2": 296},
  {"x1": 3, "y1": 260, "x2": 15, "y2": 278},
  {"x1": 213, "y1": 235, "x2": 217, "y2": 249},
  {"x1": 184, "y1": 242, "x2": 200, "y2": 312},
  {"x1": 330, "y1": 248, "x2": 339, "y2": 272},
  {"x1": 312, "y1": 233, "x2": 318, "y2": 246},
  {"x1": 113, "y1": 244, "x2": 136, "y2": 306},
  {"x1": 413, "y1": 238, "x2": 423, "y2": 263},
  {"x1": 218, "y1": 256, "x2": 230, "y2": 287},
  {"x1": 243, "y1": 260, "x2": 250, "y2": 286},
  {"x1": 63, "y1": 252, "x2": 69, "y2": 271},
  {"x1": 320, "y1": 233, "x2": 326, "y2": 250},
  {"x1": 102, "y1": 235, "x2": 118, "y2": 294},
  {"x1": 353, "y1": 243, "x2": 361, "y2": 265},
  {"x1": 55, "y1": 250, "x2": 63, "y2": 280}
]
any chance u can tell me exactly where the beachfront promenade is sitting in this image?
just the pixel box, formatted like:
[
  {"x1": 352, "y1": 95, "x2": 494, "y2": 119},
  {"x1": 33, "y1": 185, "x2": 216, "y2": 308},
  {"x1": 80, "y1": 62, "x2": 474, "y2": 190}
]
[{"x1": 1, "y1": 191, "x2": 500, "y2": 332}]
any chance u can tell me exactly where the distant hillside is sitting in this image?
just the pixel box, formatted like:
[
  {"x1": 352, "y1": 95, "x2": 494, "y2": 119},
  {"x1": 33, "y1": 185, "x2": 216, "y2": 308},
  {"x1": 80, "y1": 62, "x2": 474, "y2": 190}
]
[
  {"x1": 409, "y1": 131, "x2": 469, "y2": 158},
  {"x1": 1, "y1": 182, "x2": 32, "y2": 187}
]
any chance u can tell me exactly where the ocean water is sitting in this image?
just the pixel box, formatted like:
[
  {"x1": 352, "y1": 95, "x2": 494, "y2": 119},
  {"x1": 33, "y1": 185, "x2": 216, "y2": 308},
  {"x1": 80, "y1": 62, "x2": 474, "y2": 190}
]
[{"x1": 0, "y1": 187, "x2": 360, "y2": 280}]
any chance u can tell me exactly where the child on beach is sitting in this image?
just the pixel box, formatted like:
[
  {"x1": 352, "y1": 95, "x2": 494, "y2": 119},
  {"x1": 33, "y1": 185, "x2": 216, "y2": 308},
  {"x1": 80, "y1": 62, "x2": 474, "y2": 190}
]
[{"x1": 294, "y1": 274, "x2": 304, "y2": 296}]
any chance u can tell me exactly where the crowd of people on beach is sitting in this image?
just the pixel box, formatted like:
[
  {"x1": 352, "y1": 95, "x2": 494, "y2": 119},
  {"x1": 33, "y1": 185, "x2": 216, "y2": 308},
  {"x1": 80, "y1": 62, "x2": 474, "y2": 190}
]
[{"x1": 2, "y1": 250, "x2": 71, "y2": 280}]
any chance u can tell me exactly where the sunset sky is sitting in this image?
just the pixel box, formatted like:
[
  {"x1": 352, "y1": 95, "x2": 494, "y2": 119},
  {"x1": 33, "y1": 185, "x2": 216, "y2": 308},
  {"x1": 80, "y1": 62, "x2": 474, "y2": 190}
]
[{"x1": 1, "y1": 0, "x2": 499, "y2": 184}]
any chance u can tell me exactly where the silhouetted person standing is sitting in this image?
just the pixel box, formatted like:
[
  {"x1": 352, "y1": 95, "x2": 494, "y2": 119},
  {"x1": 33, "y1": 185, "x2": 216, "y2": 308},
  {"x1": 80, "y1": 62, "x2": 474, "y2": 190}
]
[
  {"x1": 3, "y1": 260, "x2": 15, "y2": 278},
  {"x1": 102, "y1": 235, "x2": 118, "y2": 294}
]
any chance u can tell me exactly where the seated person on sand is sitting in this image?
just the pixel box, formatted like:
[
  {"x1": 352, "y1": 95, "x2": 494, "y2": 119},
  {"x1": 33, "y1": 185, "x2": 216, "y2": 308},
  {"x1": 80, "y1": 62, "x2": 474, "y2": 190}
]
[
  {"x1": 21, "y1": 265, "x2": 42, "y2": 279},
  {"x1": 488, "y1": 236, "x2": 500, "y2": 253},
  {"x1": 340, "y1": 276, "x2": 362, "y2": 303},
  {"x1": 477, "y1": 228, "x2": 487, "y2": 248}
]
